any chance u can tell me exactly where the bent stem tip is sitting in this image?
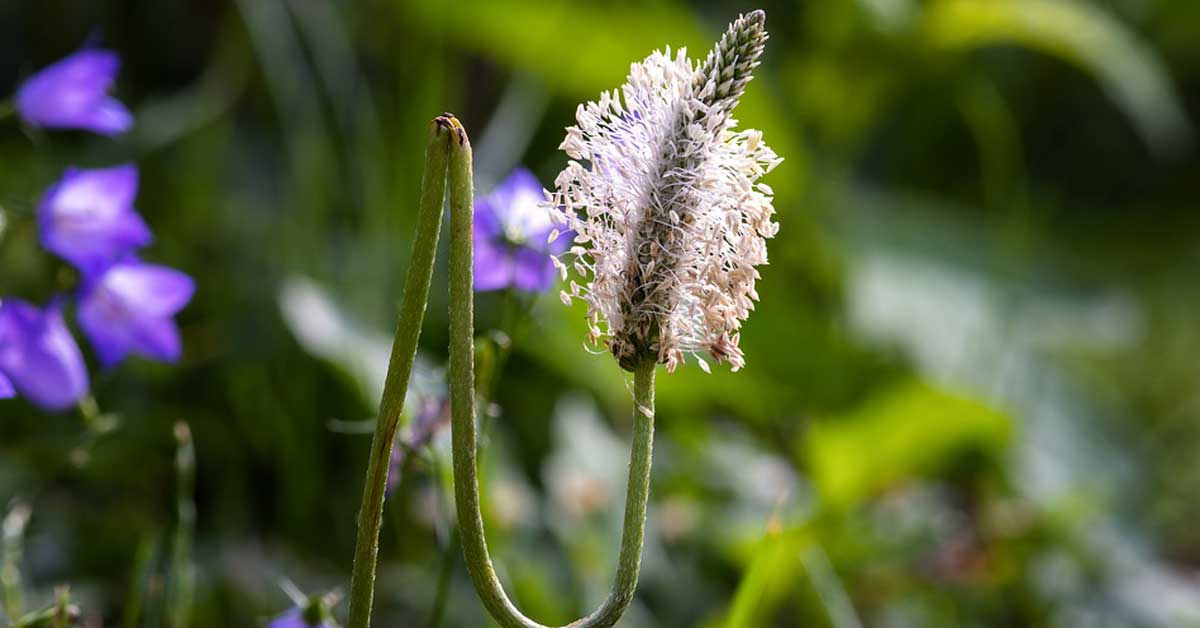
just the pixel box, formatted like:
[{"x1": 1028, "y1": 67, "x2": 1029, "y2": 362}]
[{"x1": 346, "y1": 115, "x2": 456, "y2": 628}]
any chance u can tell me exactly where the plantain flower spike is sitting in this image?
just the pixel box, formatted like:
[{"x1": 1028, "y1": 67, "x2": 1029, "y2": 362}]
[{"x1": 550, "y1": 10, "x2": 781, "y2": 374}]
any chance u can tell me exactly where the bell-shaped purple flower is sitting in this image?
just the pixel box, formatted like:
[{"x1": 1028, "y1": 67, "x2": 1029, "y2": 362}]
[
  {"x1": 77, "y1": 259, "x2": 194, "y2": 368},
  {"x1": 38, "y1": 163, "x2": 151, "y2": 278},
  {"x1": 38, "y1": 164, "x2": 152, "y2": 278},
  {"x1": 0, "y1": 299, "x2": 89, "y2": 411},
  {"x1": 474, "y1": 168, "x2": 571, "y2": 293},
  {"x1": 16, "y1": 49, "x2": 132, "y2": 135}
]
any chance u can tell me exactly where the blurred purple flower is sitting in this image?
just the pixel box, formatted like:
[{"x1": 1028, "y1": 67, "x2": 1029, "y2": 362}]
[
  {"x1": 0, "y1": 299, "x2": 89, "y2": 411},
  {"x1": 267, "y1": 609, "x2": 333, "y2": 628},
  {"x1": 78, "y1": 259, "x2": 194, "y2": 368},
  {"x1": 474, "y1": 168, "x2": 571, "y2": 293},
  {"x1": 39, "y1": 164, "x2": 151, "y2": 277},
  {"x1": 0, "y1": 373, "x2": 14, "y2": 398},
  {"x1": 16, "y1": 48, "x2": 132, "y2": 135},
  {"x1": 386, "y1": 394, "x2": 449, "y2": 495}
]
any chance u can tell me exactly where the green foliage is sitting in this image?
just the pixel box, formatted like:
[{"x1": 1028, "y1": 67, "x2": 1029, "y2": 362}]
[
  {"x1": 806, "y1": 381, "x2": 1011, "y2": 509},
  {"x1": 0, "y1": 1, "x2": 1198, "y2": 627},
  {"x1": 921, "y1": 0, "x2": 1191, "y2": 153}
]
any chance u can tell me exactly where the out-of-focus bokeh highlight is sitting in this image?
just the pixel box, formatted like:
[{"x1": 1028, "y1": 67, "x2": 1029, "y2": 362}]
[{"x1": 2, "y1": 1, "x2": 1200, "y2": 626}]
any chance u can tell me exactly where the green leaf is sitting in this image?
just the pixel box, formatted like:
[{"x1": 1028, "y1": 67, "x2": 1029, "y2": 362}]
[
  {"x1": 805, "y1": 380, "x2": 1011, "y2": 509},
  {"x1": 922, "y1": 0, "x2": 1191, "y2": 154}
]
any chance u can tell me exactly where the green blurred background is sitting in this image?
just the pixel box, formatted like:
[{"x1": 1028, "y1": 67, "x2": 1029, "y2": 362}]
[{"x1": 3, "y1": 0, "x2": 1200, "y2": 626}]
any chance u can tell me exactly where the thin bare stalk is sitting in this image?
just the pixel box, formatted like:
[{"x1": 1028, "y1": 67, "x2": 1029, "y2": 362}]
[{"x1": 346, "y1": 115, "x2": 455, "y2": 628}]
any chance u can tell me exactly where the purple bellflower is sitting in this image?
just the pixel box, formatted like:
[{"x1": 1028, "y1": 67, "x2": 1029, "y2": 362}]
[
  {"x1": 39, "y1": 164, "x2": 151, "y2": 278},
  {"x1": 0, "y1": 299, "x2": 89, "y2": 411},
  {"x1": 16, "y1": 49, "x2": 133, "y2": 135},
  {"x1": 78, "y1": 259, "x2": 194, "y2": 368},
  {"x1": 474, "y1": 168, "x2": 571, "y2": 293}
]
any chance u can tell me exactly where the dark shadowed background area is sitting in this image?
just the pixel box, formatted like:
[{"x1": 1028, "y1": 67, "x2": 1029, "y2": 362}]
[{"x1": 2, "y1": 0, "x2": 1200, "y2": 626}]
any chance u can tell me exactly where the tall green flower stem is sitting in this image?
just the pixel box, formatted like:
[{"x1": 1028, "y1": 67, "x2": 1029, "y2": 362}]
[
  {"x1": 346, "y1": 115, "x2": 456, "y2": 628},
  {"x1": 447, "y1": 120, "x2": 658, "y2": 628}
]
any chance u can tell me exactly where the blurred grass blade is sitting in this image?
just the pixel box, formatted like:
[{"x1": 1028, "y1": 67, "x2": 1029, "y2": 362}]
[
  {"x1": 279, "y1": 276, "x2": 394, "y2": 404},
  {"x1": 12, "y1": 588, "x2": 77, "y2": 628},
  {"x1": 725, "y1": 526, "x2": 808, "y2": 628},
  {"x1": 131, "y1": 18, "x2": 249, "y2": 152},
  {"x1": 957, "y1": 77, "x2": 1026, "y2": 212},
  {"x1": 474, "y1": 74, "x2": 550, "y2": 185},
  {"x1": 2, "y1": 501, "x2": 31, "y2": 622},
  {"x1": 121, "y1": 535, "x2": 161, "y2": 628},
  {"x1": 285, "y1": 0, "x2": 389, "y2": 234},
  {"x1": 167, "y1": 423, "x2": 196, "y2": 628},
  {"x1": 799, "y1": 545, "x2": 864, "y2": 628},
  {"x1": 923, "y1": 0, "x2": 1192, "y2": 155}
]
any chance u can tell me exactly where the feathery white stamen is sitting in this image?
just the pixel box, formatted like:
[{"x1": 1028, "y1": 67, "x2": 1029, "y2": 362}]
[{"x1": 550, "y1": 11, "x2": 780, "y2": 373}]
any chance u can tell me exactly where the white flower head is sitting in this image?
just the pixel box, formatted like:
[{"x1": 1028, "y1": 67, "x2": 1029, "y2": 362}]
[{"x1": 550, "y1": 10, "x2": 781, "y2": 373}]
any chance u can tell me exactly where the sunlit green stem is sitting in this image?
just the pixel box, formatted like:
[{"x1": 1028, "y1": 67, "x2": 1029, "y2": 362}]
[
  {"x1": 447, "y1": 116, "x2": 657, "y2": 628},
  {"x1": 346, "y1": 116, "x2": 455, "y2": 628}
]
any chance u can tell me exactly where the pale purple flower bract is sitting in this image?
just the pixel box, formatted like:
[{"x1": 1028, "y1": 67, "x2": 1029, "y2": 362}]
[
  {"x1": 16, "y1": 49, "x2": 133, "y2": 135},
  {"x1": 0, "y1": 299, "x2": 89, "y2": 412},
  {"x1": 474, "y1": 168, "x2": 570, "y2": 293},
  {"x1": 78, "y1": 259, "x2": 194, "y2": 368},
  {"x1": 0, "y1": 372, "x2": 14, "y2": 399},
  {"x1": 39, "y1": 164, "x2": 152, "y2": 278}
]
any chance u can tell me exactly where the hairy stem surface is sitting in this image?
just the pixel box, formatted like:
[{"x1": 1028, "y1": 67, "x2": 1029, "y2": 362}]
[
  {"x1": 447, "y1": 114, "x2": 657, "y2": 628},
  {"x1": 347, "y1": 116, "x2": 454, "y2": 628}
]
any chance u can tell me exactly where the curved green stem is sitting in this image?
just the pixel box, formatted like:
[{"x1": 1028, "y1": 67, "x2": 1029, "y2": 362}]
[
  {"x1": 447, "y1": 117, "x2": 657, "y2": 628},
  {"x1": 346, "y1": 116, "x2": 455, "y2": 628}
]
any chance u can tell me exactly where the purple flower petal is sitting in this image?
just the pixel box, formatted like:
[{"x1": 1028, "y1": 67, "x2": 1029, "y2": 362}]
[
  {"x1": 267, "y1": 610, "x2": 305, "y2": 628},
  {"x1": 78, "y1": 260, "x2": 194, "y2": 368},
  {"x1": 39, "y1": 164, "x2": 152, "y2": 277},
  {"x1": 76, "y1": 97, "x2": 135, "y2": 135},
  {"x1": 474, "y1": 197, "x2": 502, "y2": 240},
  {"x1": 267, "y1": 608, "x2": 334, "y2": 628},
  {"x1": 0, "y1": 299, "x2": 89, "y2": 412},
  {"x1": 16, "y1": 49, "x2": 132, "y2": 135},
  {"x1": 487, "y1": 168, "x2": 555, "y2": 245},
  {"x1": 0, "y1": 372, "x2": 14, "y2": 399},
  {"x1": 512, "y1": 246, "x2": 556, "y2": 293},
  {"x1": 471, "y1": 168, "x2": 571, "y2": 293},
  {"x1": 473, "y1": 235, "x2": 514, "y2": 292},
  {"x1": 93, "y1": 261, "x2": 195, "y2": 317},
  {"x1": 546, "y1": 228, "x2": 575, "y2": 255}
]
